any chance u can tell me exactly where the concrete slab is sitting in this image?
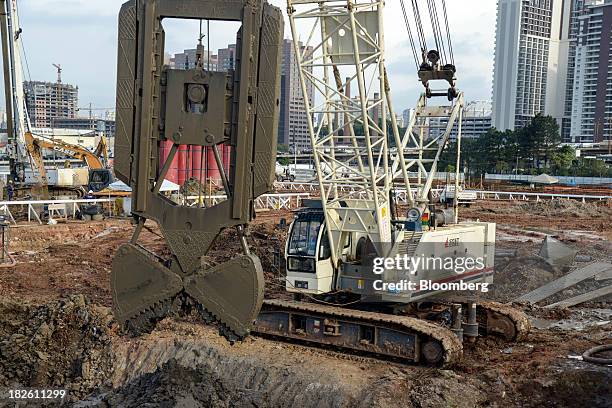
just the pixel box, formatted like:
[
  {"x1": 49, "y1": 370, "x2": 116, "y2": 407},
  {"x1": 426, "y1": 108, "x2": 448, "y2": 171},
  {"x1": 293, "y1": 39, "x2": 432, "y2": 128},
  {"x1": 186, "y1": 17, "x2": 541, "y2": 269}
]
[
  {"x1": 516, "y1": 262, "x2": 612, "y2": 304},
  {"x1": 538, "y1": 236, "x2": 577, "y2": 269},
  {"x1": 545, "y1": 285, "x2": 612, "y2": 308},
  {"x1": 595, "y1": 269, "x2": 612, "y2": 281}
]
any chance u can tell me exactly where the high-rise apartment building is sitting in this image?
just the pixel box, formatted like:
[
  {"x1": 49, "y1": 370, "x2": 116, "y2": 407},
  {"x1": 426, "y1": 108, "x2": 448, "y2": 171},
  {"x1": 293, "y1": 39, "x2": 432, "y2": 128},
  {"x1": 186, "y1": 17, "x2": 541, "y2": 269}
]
[
  {"x1": 570, "y1": 0, "x2": 612, "y2": 143},
  {"x1": 169, "y1": 44, "x2": 237, "y2": 73},
  {"x1": 492, "y1": 0, "x2": 572, "y2": 132},
  {"x1": 562, "y1": 0, "x2": 588, "y2": 141},
  {"x1": 171, "y1": 48, "x2": 218, "y2": 71},
  {"x1": 24, "y1": 81, "x2": 78, "y2": 128},
  {"x1": 218, "y1": 44, "x2": 237, "y2": 71},
  {"x1": 277, "y1": 39, "x2": 314, "y2": 152},
  {"x1": 430, "y1": 101, "x2": 493, "y2": 140}
]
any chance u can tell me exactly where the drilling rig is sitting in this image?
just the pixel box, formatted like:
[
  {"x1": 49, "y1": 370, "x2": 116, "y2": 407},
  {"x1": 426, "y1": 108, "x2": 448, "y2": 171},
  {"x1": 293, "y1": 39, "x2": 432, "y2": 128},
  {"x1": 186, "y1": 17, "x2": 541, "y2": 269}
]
[
  {"x1": 111, "y1": 0, "x2": 284, "y2": 341},
  {"x1": 1, "y1": 0, "x2": 30, "y2": 183},
  {"x1": 253, "y1": 0, "x2": 530, "y2": 366}
]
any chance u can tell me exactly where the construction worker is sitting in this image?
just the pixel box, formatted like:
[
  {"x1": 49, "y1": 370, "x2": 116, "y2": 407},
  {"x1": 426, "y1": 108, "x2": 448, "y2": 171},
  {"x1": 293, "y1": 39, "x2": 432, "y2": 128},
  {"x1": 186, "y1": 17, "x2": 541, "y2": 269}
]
[
  {"x1": 6, "y1": 181, "x2": 14, "y2": 201},
  {"x1": 84, "y1": 190, "x2": 95, "y2": 200}
]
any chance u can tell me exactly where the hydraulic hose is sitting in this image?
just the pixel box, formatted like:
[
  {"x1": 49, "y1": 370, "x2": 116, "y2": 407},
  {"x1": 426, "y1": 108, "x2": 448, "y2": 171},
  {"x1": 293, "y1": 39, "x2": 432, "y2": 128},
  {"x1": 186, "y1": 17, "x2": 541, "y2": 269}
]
[{"x1": 582, "y1": 344, "x2": 612, "y2": 365}]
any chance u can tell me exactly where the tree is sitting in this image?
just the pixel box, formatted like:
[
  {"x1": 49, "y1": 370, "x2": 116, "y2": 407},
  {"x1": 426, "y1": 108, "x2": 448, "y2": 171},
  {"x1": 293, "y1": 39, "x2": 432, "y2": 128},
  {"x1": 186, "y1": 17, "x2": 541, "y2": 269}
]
[
  {"x1": 519, "y1": 114, "x2": 560, "y2": 169},
  {"x1": 551, "y1": 145, "x2": 575, "y2": 175},
  {"x1": 572, "y1": 158, "x2": 610, "y2": 177}
]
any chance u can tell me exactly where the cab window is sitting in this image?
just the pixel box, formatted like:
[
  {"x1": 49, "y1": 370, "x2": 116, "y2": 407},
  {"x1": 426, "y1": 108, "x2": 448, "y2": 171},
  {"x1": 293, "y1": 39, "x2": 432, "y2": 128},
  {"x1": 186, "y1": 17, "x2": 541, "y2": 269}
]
[{"x1": 288, "y1": 219, "x2": 322, "y2": 257}]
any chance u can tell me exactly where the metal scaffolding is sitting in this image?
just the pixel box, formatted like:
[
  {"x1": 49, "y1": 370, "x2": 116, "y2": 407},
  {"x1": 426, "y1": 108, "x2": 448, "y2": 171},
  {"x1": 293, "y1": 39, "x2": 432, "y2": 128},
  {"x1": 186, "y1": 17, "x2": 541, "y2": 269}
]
[{"x1": 288, "y1": 0, "x2": 466, "y2": 261}]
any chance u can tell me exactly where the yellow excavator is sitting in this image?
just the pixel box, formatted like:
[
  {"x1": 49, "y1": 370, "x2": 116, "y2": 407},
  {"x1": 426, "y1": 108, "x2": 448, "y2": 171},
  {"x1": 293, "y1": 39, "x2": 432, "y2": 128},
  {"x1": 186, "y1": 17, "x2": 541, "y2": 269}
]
[{"x1": 24, "y1": 132, "x2": 113, "y2": 194}]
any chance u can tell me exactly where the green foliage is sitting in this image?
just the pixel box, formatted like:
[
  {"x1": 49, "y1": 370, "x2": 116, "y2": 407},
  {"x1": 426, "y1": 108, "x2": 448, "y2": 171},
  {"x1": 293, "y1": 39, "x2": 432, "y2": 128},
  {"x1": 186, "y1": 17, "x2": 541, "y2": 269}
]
[
  {"x1": 277, "y1": 157, "x2": 291, "y2": 166},
  {"x1": 448, "y1": 114, "x2": 610, "y2": 178},
  {"x1": 551, "y1": 145, "x2": 576, "y2": 175},
  {"x1": 572, "y1": 158, "x2": 611, "y2": 177}
]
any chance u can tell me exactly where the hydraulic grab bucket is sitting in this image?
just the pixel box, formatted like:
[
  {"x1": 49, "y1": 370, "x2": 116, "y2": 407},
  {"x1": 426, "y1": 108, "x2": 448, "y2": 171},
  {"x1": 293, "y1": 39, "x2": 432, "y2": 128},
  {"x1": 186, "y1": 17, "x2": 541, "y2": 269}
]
[{"x1": 112, "y1": 0, "x2": 283, "y2": 340}]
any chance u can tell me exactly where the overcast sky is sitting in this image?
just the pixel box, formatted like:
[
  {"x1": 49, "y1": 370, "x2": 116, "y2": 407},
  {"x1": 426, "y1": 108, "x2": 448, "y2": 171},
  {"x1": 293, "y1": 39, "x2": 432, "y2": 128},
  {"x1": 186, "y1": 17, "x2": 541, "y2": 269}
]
[{"x1": 4, "y1": 0, "x2": 496, "y2": 116}]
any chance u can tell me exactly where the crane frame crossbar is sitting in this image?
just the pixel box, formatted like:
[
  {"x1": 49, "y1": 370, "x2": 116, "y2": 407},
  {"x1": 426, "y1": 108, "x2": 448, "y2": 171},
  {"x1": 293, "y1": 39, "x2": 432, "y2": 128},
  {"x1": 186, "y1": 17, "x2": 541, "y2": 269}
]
[{"x1": 392, "y1": 92, "x2": 465, "y2": 213}]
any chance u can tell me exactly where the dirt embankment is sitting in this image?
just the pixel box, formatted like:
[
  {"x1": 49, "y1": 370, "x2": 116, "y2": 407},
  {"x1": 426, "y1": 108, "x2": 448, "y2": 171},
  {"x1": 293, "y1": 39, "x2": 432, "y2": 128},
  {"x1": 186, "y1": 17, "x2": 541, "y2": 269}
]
[
  {"x1": 461, "y1": 200, "x2": 612, "y2": 239},
  {"x1": 0, "y1": 296, "x2": 114, "y2": 401}
]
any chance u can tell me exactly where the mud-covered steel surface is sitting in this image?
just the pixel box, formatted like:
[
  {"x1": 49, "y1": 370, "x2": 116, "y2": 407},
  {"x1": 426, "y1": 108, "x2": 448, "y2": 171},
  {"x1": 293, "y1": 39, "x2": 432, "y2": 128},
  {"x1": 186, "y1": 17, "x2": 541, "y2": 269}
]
[
  {"x1": 111, "y1": 243, "x2": 183, "y2": 324},
  {"x1": 257, "y1": 299, "x2": 463, "y2": 366}
]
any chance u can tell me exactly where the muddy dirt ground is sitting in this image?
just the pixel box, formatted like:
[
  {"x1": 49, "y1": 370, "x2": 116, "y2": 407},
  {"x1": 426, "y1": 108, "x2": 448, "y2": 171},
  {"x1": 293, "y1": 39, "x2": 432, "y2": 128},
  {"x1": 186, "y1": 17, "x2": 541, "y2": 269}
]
[{"x1": 0, "y1": 200, "x2": 610, "y2": 407}]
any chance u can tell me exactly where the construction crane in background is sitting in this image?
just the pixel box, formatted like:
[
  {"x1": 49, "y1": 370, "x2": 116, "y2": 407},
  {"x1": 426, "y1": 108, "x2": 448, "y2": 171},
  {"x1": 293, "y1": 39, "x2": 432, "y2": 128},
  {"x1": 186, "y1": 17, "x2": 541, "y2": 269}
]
[
  {"x1": 1, "y1": 1, "x2": 112, "y2": 196},
  {"x1": 253, "y1": 0, "x2": 530, "y2": 367},
  {"x1": 52, "y1": 63, "x2": 62, "y2": 83}
]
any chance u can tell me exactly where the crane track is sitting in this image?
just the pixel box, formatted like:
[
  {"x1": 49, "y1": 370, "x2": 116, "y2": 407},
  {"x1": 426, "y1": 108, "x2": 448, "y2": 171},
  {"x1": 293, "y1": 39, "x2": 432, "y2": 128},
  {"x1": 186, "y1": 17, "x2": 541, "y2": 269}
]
[
  {"x1": 430, "y1": 296, "x2": 532, "y2": 342},
  {"x1": 479, "y1": 301, "x2": 531, "y2": 341},
  {"x1": 255, "y1": 299, "x2": 463, "y2": 367}
]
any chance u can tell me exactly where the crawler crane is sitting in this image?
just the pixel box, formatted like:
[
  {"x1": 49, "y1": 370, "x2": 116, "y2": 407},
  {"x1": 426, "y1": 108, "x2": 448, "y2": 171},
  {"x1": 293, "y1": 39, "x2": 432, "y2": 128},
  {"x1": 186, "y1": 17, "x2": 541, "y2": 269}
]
[{"x1": 253, "y1": 0, "x2": 530, "y2": 366}]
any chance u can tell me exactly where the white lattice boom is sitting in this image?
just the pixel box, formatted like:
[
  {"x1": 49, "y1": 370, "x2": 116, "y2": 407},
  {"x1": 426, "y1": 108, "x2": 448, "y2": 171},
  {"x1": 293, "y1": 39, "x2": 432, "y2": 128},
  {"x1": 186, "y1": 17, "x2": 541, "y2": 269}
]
[
  {"x1": 288, "y1": 0, "x2": 394, "y2": 265},
  {"x1": 391, "y1": 92, "x2": 465, "y2": 211},
  {"x1": 288, "y1": 0, "x2": 466, "y2": 264}
]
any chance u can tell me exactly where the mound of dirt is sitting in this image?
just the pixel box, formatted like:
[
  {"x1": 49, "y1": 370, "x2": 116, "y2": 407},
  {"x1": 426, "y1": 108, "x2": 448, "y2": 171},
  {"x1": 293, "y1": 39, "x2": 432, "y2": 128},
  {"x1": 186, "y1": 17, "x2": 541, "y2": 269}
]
[
  {"x1": 488, "y1": 255, "x2": 558, "y2": 302},
  {"x1": 0, "y1": 295, "x2": 114, "y2": 401},
  {"x1": 501, "y1": 200, "x2": 612, "y2": 218},
  {"x1": 78, "y1": 333, "x2": 487, "y2": 408},
  {"x1": 206, "y1": 223, "x2": 290, "y2": 296}
]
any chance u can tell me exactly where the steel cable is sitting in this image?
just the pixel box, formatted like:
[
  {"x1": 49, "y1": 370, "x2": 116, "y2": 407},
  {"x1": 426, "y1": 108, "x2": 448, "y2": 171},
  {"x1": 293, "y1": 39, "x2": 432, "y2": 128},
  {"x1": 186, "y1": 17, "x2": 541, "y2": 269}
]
[
  {"x1": 426, "y1": 0, "x2": 447, "y2": 64},
  {"x1": 411, "y1": 0, "x2": 428, "y2": 54},
  {"x1": 441, "y1": 0, "x2": 455, "y2": 65},
  {"x1": 400, "y1": 0, "x2": 421, "y2": 70}
]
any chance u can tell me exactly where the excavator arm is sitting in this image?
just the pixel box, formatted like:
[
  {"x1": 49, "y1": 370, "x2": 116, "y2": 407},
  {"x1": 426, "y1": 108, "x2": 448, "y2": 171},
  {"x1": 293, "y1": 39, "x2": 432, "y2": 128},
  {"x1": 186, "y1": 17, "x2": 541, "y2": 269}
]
[
  {"x1": 23, "y1": 131, "x2": 48, "y2": 184},
  {"x1": 24, "y1": 132, "x2": 106, "y2": 171},
  {"x1": 111, "y1": 0, "x2": 283, "y2": 340},
  {"x1": 93, "y1": 135, "x2": 109, "y2": 167}
]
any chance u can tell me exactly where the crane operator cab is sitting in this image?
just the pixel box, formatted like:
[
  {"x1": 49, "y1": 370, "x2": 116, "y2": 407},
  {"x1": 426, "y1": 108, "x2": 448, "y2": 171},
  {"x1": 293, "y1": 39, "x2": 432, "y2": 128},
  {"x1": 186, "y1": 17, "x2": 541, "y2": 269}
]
[
  {"x1": 285, "y1": 202, "x2": 350, "y2": 295},
  {"x1": 285, "y1": 209, "x2": 333, "y2": 295},
  {"x1": 285, "y1": 202, "x2": 360, "y2": 297}
]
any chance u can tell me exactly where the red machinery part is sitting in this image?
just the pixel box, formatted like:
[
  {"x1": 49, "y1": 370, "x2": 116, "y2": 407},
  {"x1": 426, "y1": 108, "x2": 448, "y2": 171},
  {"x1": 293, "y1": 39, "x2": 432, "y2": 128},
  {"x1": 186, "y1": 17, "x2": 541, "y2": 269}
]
[{"x1": 159, "y1": 142, "x2": 231, "y2": 186}]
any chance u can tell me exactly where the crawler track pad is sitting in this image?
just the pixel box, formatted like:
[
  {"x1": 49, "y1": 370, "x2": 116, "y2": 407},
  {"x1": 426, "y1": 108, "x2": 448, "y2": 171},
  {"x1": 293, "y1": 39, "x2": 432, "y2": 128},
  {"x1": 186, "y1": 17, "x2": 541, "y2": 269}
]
[
  {"x1": 112, "y1": 243, "x2": 183, "y2": 324},
  {"x1": 185, "y1": 254, "x2": 265, "y2": 339}
]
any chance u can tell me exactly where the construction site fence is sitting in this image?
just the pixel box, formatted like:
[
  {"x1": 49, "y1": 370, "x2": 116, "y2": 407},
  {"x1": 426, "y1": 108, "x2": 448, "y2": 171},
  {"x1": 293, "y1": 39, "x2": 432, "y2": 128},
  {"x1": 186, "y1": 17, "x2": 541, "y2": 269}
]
[
  {"x1": 273, "y1": 182, "x2": 612, "y2": 203},
  {"x1": 1, "y1": 187, "x2": 610, "y2": 225},
  {"x1": 0, "y1": 199, "x2": 116, "y2": 225},
  {"x1": 485, "y1": 174, "x2": 612, "y2": 186},
  {"x1": 0, "y1": 193, "x2": 314, "y2": 224}
]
